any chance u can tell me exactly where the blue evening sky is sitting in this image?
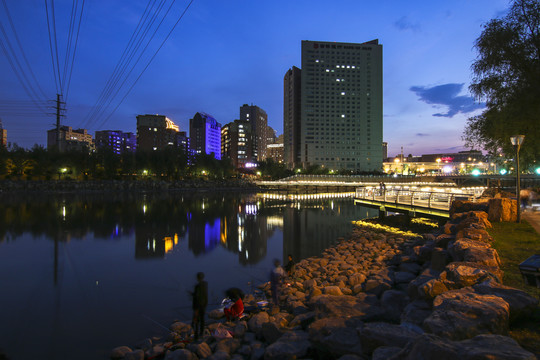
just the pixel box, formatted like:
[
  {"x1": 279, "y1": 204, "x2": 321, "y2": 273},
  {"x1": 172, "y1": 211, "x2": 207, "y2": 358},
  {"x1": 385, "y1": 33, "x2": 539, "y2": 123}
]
[{"x1": 0, "y1": 0, "x2": 509, "y2": 156}]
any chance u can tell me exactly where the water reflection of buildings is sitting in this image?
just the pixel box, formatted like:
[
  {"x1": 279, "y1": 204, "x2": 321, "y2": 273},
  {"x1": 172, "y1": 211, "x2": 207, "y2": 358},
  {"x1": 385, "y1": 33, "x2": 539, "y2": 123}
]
[
  {"x1": 188, "y1": 218, "x2": 221, "y2": 256},
  {"x1": 135, "y1": 232, "x2": 182, "y2": 258},
  {"x1": 219, "y1": 201, "x2": 271, "y2": 265},
  {"x1": 282, "y1": 199, "x2": 378, "y2": 262}
]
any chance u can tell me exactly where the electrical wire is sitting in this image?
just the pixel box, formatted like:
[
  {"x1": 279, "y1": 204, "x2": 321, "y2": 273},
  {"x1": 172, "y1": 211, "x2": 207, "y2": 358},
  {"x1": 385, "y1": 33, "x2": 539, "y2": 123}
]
[
  {"x1": 1, "y1": 0, "x2": 48, "y2": 100},
  {"x1": 44, "y1": 0, "x2": 59, "y2": 94},
  {"x1": 97, "y1": 0, "x2": 196, "y2": 130},
  {"x1": 64, "y1": 0, "x2": 85, "y2": 103},
  {"x1": 85, "y1": 0, "x2": 173, "y2": 129},
  {"x1": 80, "y1": 0, "x2": 165, "y2": 128}
]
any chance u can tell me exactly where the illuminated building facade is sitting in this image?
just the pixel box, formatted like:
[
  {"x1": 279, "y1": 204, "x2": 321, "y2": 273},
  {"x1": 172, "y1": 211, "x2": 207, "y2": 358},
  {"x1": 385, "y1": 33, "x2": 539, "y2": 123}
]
[
  {"x1": 47, "y1": 126, "x2": 94, "y2": 152},
  {"x1": 136, "y1": 114, "x2": 181, "y2": 151},
  {"x1": 221, "y1": 120, "x2": 254, "y2": 168},
  {"x1": 267, "y1": 134, "x2": 284, "y2": 164},
  {"x1": 299, "y1": 40, "x2": 383, "y2": 171},
  {"x1": 284, "y1": 66, "x2": 302, "y2": 169},
  {"x1": 95, "y1": 130, "x2": 136, "y2": 154},
  {"x1": 0, "y1": 118, "x2": 6, "y2": 148},
  {"x1": 240, "y1": 104, "x2": 268, "y2": 161},
  {"x1": 190, "y1": 112, "x2": 222, "y2": 160}
]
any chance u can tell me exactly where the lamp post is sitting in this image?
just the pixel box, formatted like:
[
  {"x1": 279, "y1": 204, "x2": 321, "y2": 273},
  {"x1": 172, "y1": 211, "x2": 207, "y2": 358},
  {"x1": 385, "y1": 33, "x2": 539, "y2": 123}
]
[{"x1": 510, "y1": 135, "x2": 525, "y2": 223}]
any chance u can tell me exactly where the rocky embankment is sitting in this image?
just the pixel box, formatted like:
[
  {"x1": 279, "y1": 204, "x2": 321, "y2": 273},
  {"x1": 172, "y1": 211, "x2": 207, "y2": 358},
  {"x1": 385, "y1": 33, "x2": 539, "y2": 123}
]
[
  {"x1": 0, "y1": 179, "x2": 258, "y2": 193},
  {"x1": 111, "y1": 200, "x2": 539, "y2": 360}
]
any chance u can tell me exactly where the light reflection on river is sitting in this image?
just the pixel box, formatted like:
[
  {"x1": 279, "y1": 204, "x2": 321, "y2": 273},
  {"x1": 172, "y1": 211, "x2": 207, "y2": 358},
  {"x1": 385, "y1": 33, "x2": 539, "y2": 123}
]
[{"x1": 0, "y1": 192, "x2": 376, "y2": 359}]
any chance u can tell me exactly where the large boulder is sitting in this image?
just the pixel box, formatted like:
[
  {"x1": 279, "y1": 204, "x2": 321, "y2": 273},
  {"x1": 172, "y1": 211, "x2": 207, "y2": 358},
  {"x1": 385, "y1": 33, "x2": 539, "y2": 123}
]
[
  {"x1": 473, "y1": 281, "x2": 539, "y2": 321},
  {"x1": 308, "y1": 294, "x2": 384, "y2": 321},
  {"x1": 392, "y1": 333, "x2": 535, "y2": 360},
  {"x1": 357, "y1": 322, "x2": 421, "y2": 355},
  {"x1": 443, "y1": 262, "x2": 503, "y2": 288},
  {"x1": 448, "y1": 239, "x2": 501, "y2": 267},
  {"x1": 423, "y1": 289, "x2": 510, "y2": 340},
  {"x1": 488, "y1": 198, "x2": 517, "y2": 222},
  {"x1": 264, "y1": 331, "x2": 311, "y2": 360},
  {"x1": 248, "y1": 312, "x2": 270, "y2": 337},
  {"x1": 318, "y1": 327, "x2": 364, "y2": 357},
  {"x1": 381, "y1": 290, "x2": 410, "y2": 323}
]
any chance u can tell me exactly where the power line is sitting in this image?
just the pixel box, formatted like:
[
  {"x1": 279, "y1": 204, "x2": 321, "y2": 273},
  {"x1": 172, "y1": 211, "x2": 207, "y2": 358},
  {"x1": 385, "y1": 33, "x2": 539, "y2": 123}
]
[
  {"x1": 44, "y1": 0, "x2": 59, "y2": 94},
  {"x1": 80, "y1": 0, "x2": 166, "y2": 128},
  {"x1": 0, "y1": 34, "x2": 48, "y2": 114},
  {"x1": 89, "y1": 0, "x2": 196, "y2": 131},
  {"x1": 64, "y1": 0, "x2": 85, "y2": 103},
  {"x1": 88, "y1": 0, "x2": 174, "y2": 129},
  {"x1": 1, "y1": 0, "x2": 48, "y2": 100}
]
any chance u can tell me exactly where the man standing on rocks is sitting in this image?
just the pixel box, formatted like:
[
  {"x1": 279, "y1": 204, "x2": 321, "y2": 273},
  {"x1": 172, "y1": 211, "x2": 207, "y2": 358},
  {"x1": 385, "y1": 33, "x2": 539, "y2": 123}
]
[
  {"x1": 270, "y1": 259, "x2": 286, "y2": 305},
  {"x1": 191, "y1": 272, "x2": 208, "y2": 340}
]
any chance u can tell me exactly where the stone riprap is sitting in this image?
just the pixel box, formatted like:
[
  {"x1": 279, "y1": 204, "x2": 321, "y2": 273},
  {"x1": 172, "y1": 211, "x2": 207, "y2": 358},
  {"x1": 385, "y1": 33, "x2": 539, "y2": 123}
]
[{"x1": 111, "y1": 207, "x2": 538, "y2": 359}]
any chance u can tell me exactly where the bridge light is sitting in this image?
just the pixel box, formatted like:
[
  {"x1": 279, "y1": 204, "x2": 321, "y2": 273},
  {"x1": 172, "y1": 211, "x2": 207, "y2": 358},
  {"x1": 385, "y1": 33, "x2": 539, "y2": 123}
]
[
  {"x1": 499, "y1": 169, "x2": 507, "y2": 175},
  {"x1": 471, "y1": 169, "x2": 481, "y2": 176},
  {"x1": 535, "y1": 167, "x2": 540, "y2": 175}
]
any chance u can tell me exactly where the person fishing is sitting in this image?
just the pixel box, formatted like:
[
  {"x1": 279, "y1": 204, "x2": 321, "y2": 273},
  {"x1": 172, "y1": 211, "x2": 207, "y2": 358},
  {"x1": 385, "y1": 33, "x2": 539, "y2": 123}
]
[
  {"x1": 270, "y1": 259, "x2": 286, "y2": 306},
  {"x1": 284, "y1": 254, "x2": 295, "y2": 278},
  {"x1": 190, "y1": 272, "x2": 208, "y2": 340}
]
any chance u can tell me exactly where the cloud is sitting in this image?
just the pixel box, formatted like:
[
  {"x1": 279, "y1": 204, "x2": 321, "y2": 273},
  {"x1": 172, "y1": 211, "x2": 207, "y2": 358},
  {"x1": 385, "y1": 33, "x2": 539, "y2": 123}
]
[
  {"x1": 410, "y1": 83, "x2": 484, "y2": 118},
  {"x1": 416, "y1": 133, "x2": 429, "y2": 137},
  {"x1": 394, "y1": 16, "x2": 421, "y2": 31}
]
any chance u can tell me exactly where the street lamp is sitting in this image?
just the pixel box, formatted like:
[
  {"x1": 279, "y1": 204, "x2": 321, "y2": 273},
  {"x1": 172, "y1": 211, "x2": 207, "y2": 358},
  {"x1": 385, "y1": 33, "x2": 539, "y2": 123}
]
[
  {"x1": 510, "y1": 135, "x2": 525, "y2": 223},
  {"x1": 436, "y1": 158, "x2": 441, "y2": 174}
]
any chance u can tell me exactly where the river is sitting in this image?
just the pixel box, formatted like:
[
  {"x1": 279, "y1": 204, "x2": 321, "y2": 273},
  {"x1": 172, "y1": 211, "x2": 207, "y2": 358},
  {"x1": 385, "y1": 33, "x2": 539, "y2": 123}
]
[{"x1": 0, "y1": 191, "x2": 377, "y2": 359}]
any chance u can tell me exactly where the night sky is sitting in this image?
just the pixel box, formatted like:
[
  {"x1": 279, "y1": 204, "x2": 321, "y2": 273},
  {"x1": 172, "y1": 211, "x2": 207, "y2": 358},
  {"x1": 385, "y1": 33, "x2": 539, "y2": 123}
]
[{"x1": 0, "y1": 0, "x2": 508, "y2": 156}]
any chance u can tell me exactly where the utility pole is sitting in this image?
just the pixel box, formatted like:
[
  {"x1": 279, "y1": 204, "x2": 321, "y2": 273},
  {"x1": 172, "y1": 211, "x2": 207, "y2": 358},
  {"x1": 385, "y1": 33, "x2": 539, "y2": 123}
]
[{"x1": 55, "y1": 93, "x2": 65, "y2": 149}]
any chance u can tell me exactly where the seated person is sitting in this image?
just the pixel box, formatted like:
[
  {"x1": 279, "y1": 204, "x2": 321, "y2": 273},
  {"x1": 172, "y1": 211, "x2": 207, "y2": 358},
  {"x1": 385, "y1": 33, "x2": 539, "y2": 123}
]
[{"x1": 224, "y1": 296, "x2": 244, "y2": 321}]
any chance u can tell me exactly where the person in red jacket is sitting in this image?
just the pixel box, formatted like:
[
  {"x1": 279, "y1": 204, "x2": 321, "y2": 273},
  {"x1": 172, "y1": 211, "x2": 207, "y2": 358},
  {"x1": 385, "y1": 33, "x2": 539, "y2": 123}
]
[{"x1": 223, "y1": 288, "x2": 244, "y2": 321}]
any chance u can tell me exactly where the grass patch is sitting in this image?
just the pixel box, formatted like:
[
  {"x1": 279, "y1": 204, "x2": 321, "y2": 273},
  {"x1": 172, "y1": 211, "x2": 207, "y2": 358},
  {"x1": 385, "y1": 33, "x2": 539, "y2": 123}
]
[{"x1": 489, "y1": 220, "x2": 540, "y2": 356}]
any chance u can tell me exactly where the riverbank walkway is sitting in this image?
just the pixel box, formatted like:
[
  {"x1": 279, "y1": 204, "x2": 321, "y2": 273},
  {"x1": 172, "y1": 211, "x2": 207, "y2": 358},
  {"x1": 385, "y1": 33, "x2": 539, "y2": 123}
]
[{"x1": 523, "y1": 208, "x2": 540, "y2": 234}]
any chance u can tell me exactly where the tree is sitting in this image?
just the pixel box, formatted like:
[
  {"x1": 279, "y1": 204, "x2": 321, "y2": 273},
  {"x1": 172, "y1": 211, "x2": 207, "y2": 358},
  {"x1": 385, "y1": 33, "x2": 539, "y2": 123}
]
[{"x1": 464, "y1": 0, "x2": 540, "y2": 169}]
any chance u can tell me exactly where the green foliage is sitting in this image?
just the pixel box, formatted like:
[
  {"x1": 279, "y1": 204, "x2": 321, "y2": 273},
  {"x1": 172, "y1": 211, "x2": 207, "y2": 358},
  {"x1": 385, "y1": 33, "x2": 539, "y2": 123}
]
[
  {"x1": 257, "y1": 159, "x2": 292, "y2": 180},
  {"x1": 489, "y1": 220, "x2": 540, "y2": 356},
  {"x1": 0, "y1": 146, "x2": 235, "y2": 181},
  {"x1": 465, "y1": 0, "x2": 540, "y2": 168}
]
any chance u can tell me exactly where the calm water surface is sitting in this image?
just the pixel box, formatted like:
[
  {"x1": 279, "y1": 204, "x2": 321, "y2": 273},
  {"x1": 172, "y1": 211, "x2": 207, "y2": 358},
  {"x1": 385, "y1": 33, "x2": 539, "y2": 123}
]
[{"x1": 0, "y1": 191, "x2": 376, "y2": 359}]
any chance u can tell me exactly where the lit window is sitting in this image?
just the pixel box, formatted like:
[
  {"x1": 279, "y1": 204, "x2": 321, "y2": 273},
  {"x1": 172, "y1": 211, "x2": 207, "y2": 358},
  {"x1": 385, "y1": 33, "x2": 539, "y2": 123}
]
[
  {"x1": 341, "y1": 92, "x2": 345, "y2": 95},
  {"x1": 341, "y1": 114, "x2": 345, "y2": 118},
  {"x1": 326, "y1": 69, "x2": 329, "y2": 72},
  {"x1": 154, "y1": 128, "x2": 157, "y2": 132},
  {"x1": 153, "y1": 147, "x2": 157, "y2": 150}
]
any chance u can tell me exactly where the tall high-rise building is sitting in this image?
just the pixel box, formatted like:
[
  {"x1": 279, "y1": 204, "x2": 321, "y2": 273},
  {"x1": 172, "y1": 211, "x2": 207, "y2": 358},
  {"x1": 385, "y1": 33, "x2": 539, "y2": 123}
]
[
  {"x1": 95, "y1": 130, "x2": 136, "y2": 154},
  {"x1": 136, "y1": 114, "x2": 180, "y2": 151},
  {"x1": 298, "y1": 40, "x2": 383, "y2": 171},
  {"x1": 0, "y1": 118, "x2": 6, "y2": 148},
  {"x1": 189, "y1": 112, "x2": 221, "y2": 160},
  {"x1": 221, "y1": 120, "x2": 253, "y2": 168},
  {"x1": 283, "y1": 66, "x2": 302, "y2": 169},
  {"x1": 239, "y1": 104, "x2": 267, "y2": 161}
]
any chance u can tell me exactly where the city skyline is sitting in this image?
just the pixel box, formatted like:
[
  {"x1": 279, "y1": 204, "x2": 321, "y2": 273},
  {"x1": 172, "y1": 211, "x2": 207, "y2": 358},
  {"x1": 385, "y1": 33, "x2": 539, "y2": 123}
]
[{"x1": 0, "y1": 0, "x2": 508, "y2": 155}]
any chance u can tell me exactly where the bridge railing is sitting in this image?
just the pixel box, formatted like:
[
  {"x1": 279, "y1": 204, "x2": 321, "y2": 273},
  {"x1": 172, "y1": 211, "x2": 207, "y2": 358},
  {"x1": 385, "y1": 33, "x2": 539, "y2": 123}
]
[{"x1": 355, "y1": 187, "x2": 477, "y2": 211}]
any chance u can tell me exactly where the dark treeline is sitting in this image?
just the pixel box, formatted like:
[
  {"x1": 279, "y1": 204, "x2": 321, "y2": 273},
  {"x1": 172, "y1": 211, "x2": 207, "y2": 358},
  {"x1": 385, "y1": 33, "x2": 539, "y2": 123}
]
[
  {"x1": 0, "y1": 145, "x2": 235, "y2": 180},
  {"x1": 0, "y1": 145, "x2": 383, "y2": 181}
]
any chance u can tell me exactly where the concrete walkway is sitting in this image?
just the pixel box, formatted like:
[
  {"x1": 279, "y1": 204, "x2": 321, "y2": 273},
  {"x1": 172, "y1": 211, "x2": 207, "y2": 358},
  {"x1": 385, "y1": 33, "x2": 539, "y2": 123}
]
[{"x1": 522, "y1": 209, "x2": 540, "y2": 235}]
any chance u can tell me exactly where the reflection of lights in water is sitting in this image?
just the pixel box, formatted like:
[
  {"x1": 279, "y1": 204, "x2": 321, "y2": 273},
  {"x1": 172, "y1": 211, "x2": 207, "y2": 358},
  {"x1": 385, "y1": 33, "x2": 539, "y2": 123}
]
[
  {"x1": 153, "y1": 239, "x2": 156, "y2": 251},
  {"x1": 246, "y1": 250, "x2": 249, "y2": 260},
  {"x1": 143, "y1": 204, "x2": 147, "y2": 214},
  {"x1": 245, "y1": 203, "x2": 258, "y2": 215},
  {"x1": 202, "y1": 201, "x2": 205, "y2": 210},
  {"x1": 238, "y1": 226, "x2": 244, "y2": 252},
  {"x1": 331, "y1": 201, "x2": 334, "y2": 210},
  {"x1": 62, "y1": 206, "x2": 66, "y2": 220},
  {"x1": 266, "y1": 216, "x2": 284, "y2": 228}
]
